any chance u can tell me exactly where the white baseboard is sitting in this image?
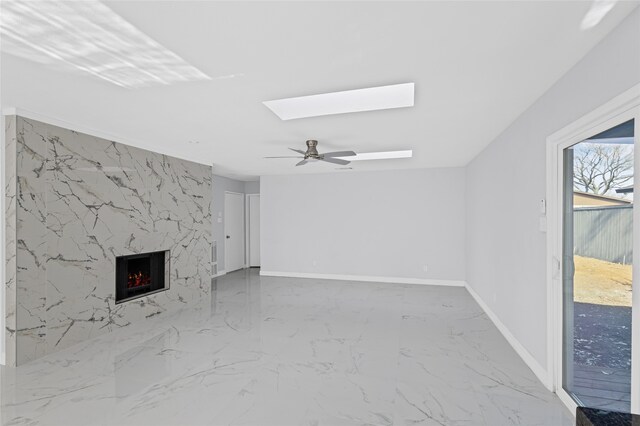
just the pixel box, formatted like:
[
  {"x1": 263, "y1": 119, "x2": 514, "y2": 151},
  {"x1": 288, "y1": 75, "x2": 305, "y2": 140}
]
[
  {"x1": 259, "y1": 270, "x2": 465, "y2": 287},
  {"x1": 212, "y1": 270, "x2": 227, "y2": 278},
  {"x1": 464, "y1": 283, "x2": 552, "y2": 391}
]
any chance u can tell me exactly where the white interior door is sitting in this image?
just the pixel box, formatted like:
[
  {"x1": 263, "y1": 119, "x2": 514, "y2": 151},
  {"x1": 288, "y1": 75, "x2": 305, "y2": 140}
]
[
  {"x1": 248, "y1": 195, "x2": 260, "y2": 267},
  {"x1": 224, "y1": 192, "x2": 245, "y2": 272}
]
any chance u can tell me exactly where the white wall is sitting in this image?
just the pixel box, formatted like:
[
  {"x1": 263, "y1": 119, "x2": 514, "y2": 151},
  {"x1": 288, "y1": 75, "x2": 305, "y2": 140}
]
[
  {"x1": 244, "y1": 180, "x2": 260, "y2": 194},
  {"x1": 261, "y1": 168, "x2": 466, "y2": 283},
  {"x1": 466, "y1": 7, "x2": 640, "y2": 377}
]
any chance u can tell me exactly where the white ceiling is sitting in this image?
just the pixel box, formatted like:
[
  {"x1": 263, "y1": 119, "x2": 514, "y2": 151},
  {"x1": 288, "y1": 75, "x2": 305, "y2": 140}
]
[{"x1": 1, "y1": 1, "x2": 638, "y2": 180}]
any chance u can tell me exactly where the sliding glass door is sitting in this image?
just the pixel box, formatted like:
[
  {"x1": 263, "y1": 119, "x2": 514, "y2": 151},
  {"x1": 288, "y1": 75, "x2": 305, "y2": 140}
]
[{"x1": 562, "y1": 119, "x2": 635, "y2": 411}]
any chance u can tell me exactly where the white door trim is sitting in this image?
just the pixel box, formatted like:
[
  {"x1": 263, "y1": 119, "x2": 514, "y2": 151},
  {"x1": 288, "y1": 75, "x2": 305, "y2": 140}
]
[{"x1": 546, "y1": 83, "x2": 640, "y2": 414}]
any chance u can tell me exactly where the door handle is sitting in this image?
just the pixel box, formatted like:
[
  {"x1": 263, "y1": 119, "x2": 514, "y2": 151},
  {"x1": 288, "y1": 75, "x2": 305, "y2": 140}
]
[
  {"x1": 552, "y1": 256, "x2": 561, "y2": 279},
  {"x1": 226, "y1": 235, "x2": 230, "y2": 239}
]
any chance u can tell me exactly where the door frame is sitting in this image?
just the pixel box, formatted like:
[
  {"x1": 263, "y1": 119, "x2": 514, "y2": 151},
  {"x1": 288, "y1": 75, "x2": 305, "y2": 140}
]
[
  {"x1": 245, "y1": 193, "x2": 260, "y2": 268},
  {"x1": 224, "y1": 191, "x2": 245, "y2": 273},
  {"x1": 546, "y1": 83, "x2": 640, "y2": 413}
]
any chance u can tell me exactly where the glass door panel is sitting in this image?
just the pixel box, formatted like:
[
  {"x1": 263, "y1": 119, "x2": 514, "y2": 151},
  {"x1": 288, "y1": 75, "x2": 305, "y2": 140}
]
[{"x1": 563, "y1": 119, "x2": 634, "y2": 411}]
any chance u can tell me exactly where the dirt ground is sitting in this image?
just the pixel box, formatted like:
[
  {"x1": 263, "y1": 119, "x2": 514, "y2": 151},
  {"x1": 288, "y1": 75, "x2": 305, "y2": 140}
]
[{"x1": 574, "y1": 255, "x2": 632, "y2": 307}]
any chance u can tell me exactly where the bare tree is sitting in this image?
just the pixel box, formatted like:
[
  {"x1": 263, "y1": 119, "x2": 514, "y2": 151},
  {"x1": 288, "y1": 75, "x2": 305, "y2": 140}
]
[{"x1": 573, "y1": 144, "x2": 633, "y2": 195}]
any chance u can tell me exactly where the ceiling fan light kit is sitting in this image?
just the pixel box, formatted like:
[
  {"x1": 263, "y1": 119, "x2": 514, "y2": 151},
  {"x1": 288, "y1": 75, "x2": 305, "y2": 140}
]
[
  {"x1": 265, "y1": 140, "x2": 356, "y2": 167},
  {"x1": 265, "y1": 140, "x2": 414, "y2": 167}
]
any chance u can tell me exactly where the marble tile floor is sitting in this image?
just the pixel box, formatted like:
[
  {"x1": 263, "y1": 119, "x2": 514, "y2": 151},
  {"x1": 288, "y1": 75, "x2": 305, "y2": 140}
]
[{"x1": 1, "y1": 268, "x2": 573, "y2": 425}]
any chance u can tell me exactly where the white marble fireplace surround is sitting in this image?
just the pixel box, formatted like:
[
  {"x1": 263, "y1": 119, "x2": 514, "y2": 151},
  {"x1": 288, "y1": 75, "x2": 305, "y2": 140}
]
[{"x1": 4, "y1": 116, "x2": 212, "y2": 366}]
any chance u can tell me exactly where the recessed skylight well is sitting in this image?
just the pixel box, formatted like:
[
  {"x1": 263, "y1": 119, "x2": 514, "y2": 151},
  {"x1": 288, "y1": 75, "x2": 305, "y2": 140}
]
[
  {"x1": 337, "y1": 150, "x2": 413, "y2": 161},
  {"x1": 263, "y1": 83, "x2": 415, "y2": 120}
]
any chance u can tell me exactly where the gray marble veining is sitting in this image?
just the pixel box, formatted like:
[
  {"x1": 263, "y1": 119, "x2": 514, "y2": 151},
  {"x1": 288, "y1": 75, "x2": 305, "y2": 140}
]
[
  {"x1": 4, "y1": 116, "x2": 212, "y2": 365},
  {"x1": 0, "y1": 270, "x2": 573, "y2": 425},
  {"x1": 4, "y1": 115, "x2": 18, "y2": 368}
]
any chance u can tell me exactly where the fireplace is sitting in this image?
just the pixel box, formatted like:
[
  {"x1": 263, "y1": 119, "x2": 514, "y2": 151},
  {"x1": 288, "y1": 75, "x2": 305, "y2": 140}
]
[{"x1": 115, "y1": 251, "x2": 169, "y2": 303}]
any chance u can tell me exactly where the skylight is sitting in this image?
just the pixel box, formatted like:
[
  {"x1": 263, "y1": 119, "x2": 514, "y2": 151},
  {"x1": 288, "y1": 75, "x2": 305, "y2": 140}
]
[
  {"x1": 263, "y1": 83, "x2": 415, "y2": 120},
  {"x1": 337, "y1": 150, "x2": 413, "y2": 161},
  {"x1": 0, "y1": 1, "x2": 210, "y2": 88}
]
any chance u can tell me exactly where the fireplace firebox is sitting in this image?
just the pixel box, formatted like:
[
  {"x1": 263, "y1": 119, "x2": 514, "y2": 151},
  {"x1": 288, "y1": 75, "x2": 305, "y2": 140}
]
[{"x1": 115, "y1": 251, "x2": 169, "y2": 303}]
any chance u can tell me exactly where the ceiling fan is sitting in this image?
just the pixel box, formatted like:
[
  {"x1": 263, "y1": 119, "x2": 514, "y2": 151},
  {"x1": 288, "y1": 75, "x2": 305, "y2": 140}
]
[{"x1": 265, "y1": 140, "x2": 356, "y2": 166}]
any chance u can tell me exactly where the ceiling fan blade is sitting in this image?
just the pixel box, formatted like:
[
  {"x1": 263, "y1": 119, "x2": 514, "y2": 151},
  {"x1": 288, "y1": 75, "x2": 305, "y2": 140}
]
[
  {"x1": 319, "y1": 157, "x2": 350, "y2": 166},
  {"x1": 264, "y1": 156, "x2": 304, "y2": 159},
  {"x1": 295, "y1": 159, "x2": 308, "y2": 167},
  {"x1": 322, "y1": 150, "x2": 356, "y2": 158},
  {"x1": 289, "y1": 148, "x2": 306, "y2": 155}
]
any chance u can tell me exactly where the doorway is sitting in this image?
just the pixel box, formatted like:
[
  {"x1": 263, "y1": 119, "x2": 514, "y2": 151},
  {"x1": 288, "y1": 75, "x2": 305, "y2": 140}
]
[
  {"x1": 548, "y1": 88, "x2": 639, "y2": 414},
  {"x1": 224, "y1": 191, "x2": 245, "y2": 273},
  {"x1": 562, "y1": 120, "x2": 634, "y2": 411}
]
